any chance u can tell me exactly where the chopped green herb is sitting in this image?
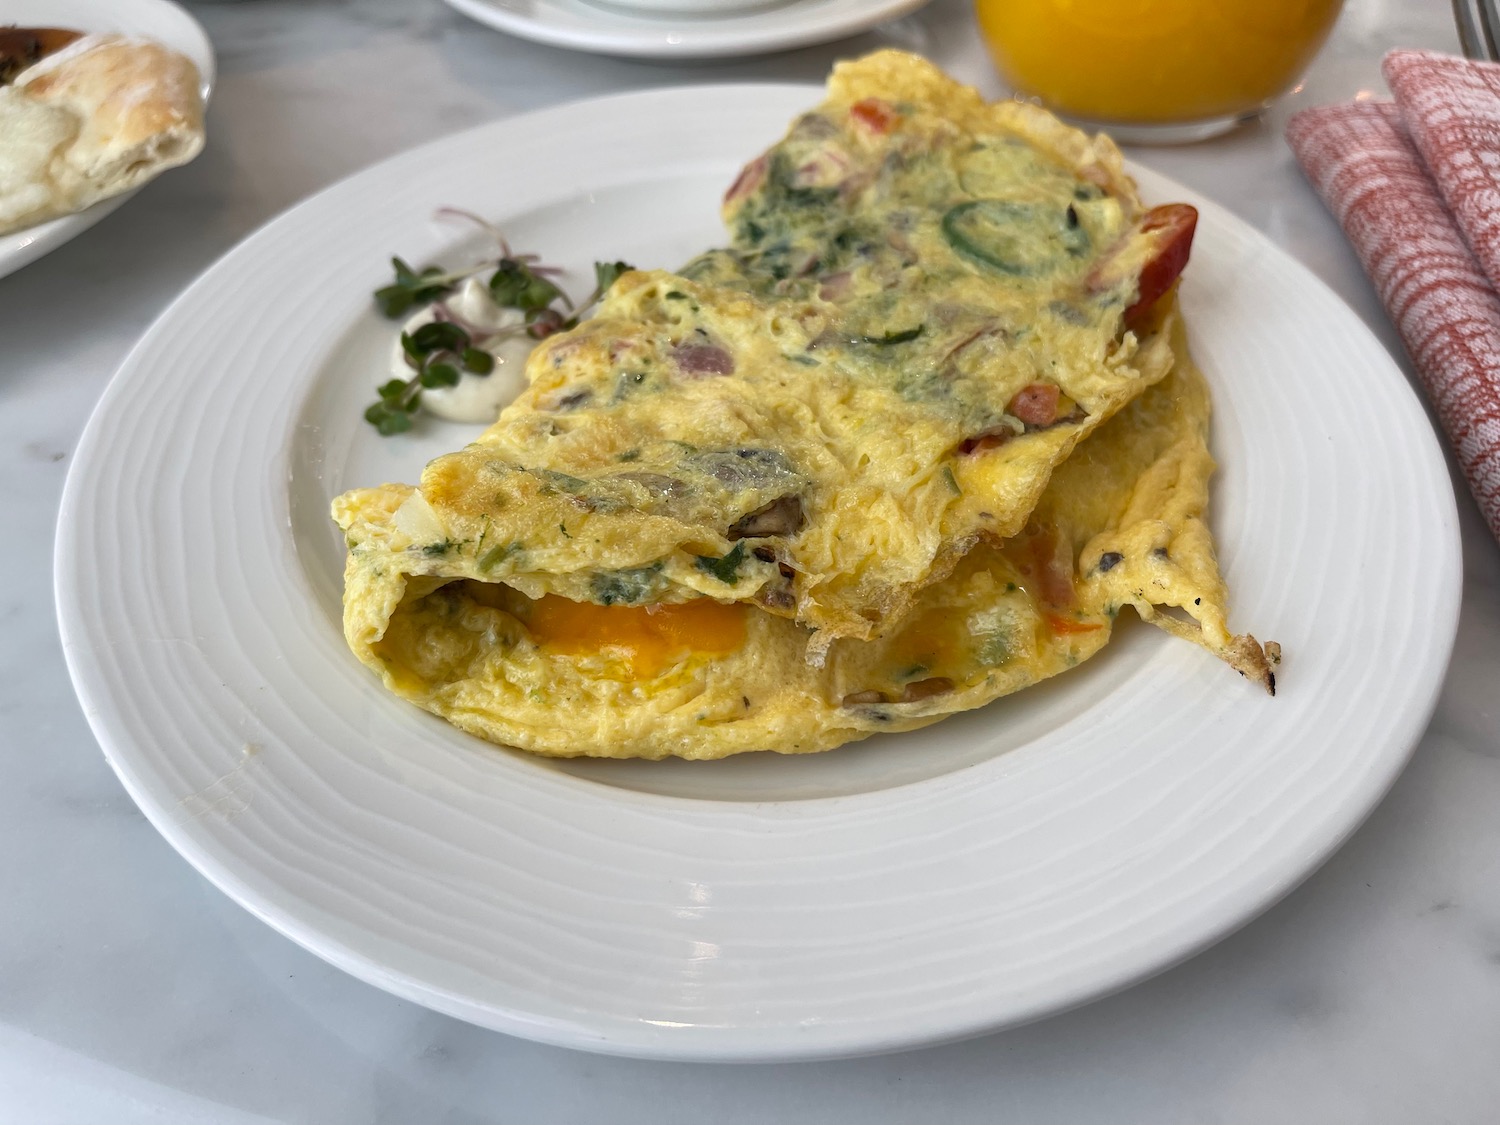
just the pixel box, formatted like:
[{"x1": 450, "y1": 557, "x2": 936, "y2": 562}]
[
  {"x1": 862, "y1": 325, "x2": 924, "y2": 346},
  {"x1": 592, "y1": 565, "x2": 662, "y2": 606},
  {"x1": 940, "y1": 465, "x2": 961, "y2": 495},
  {"x1": 478, "y1": 541, "x2": 521, "y2": 571},
  {"x1": 694, "y1": 541, "x2": 747, "y2": 584},
  {"x1": 942, "y1": 200, "x2": 1090, "y2": 275}
]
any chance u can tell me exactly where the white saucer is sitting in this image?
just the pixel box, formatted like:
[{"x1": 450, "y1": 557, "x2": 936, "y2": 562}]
[{"x1": 442, "y1": 0, "x2": 935, "y2": 59}]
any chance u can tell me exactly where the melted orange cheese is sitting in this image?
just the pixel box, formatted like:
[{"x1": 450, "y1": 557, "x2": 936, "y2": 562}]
[
  {"x1": 523, "y1": 595, "x2": 747, "y2": 679},
  {"x1": 890, "y1": 607, "x2": 967, "y2": 680}
]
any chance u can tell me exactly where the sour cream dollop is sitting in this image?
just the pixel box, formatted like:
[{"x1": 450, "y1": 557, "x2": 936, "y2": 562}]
[{"x1": 391, "y1": 277, "x2": 536, "y2": 424}]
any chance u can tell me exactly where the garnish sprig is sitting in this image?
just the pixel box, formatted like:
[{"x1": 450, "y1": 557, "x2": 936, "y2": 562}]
[
  {"x1": 363, "y1": 212, "x2": 634, "y2": 435},
  {"x1": 364, "y1": 320, "x2": 497, "y2": 435}
]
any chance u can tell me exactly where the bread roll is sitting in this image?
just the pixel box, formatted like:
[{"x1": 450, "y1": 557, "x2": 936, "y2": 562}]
[{"x1": 0, "y1": 34, "x2": 205, "y2": 236}]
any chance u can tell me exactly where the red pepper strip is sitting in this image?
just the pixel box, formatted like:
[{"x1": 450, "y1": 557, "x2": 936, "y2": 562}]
[
  {"x1": 1123, "y1": 204, "x2": 1198, "y2": 331},
  {"x1": 850, "y1": 97, "x2": 898, "y2": 134}
]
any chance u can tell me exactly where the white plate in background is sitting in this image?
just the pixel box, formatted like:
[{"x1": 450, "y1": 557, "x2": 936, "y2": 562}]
[
  {"x1": 0, "y1": 0, "x2": 215, "y2": 281},
  {"x1": 442, "y1": 0, "x2": 933, "y2": 59},
  {"x1": 56, "y1": 84, "x2": 1460, "y2": 1061}
]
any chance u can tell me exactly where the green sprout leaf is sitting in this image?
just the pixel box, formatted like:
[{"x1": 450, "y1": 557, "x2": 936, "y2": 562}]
[
  {"x1": 409, "y1": 321, "x2": 470, "y2": 355},
  {"x1": 594, "y1": 260, "x2": 632, "y2": 293},
  {"x1": 364, "y1": 402, "x2": 414, "y2": 435},
  {"x1": 375, "y1": 257, "x2": 454, "y2": 318},
  {"x1": 462, "y1": 347, "x2": 495, "y2": 374},
  {"x1": 367, "y1": 220, "x2": 609, "y2": 435},
  {"x1": 490, "y1": 259, "x2": 562, "y2": 311},
  {"x1": 419, "y1": 362, "x2": 460, "y2": 388}
]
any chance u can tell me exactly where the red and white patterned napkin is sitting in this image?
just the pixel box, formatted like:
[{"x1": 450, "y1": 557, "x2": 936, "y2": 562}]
[{"x1": 1287, "y1": 49, "x2": 1500, "y2": 543}]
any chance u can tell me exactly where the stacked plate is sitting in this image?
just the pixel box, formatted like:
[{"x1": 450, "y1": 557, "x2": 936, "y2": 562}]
[{"x1": 440, "y1": 0, "x2": 934, "y2": 59}]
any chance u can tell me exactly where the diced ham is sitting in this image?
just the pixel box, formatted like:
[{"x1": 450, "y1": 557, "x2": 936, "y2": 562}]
[
  {"x1": 674, "y1": 343, "x2": 735, "y2": 376},
  {"x1": 724, "y1": 154, "x2": 768, "y2": 206},
  {"x1": 1124, "y1": 204, "x2": 1198, "y2": 329},
  {"x1": 956, "y1": 428, "x2": 1013, "y2": 455},
  {"x1": 1008, "y1": 383, "x2": 1060, "y2": 427},
  {"x1": 818, "y1": 271, "x2": 852, "y2": 301}
]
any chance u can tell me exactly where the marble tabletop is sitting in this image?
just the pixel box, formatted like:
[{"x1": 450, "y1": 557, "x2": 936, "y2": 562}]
[{"x1": 4, "y1": 0, "x2": 1497, "y2": 1120}]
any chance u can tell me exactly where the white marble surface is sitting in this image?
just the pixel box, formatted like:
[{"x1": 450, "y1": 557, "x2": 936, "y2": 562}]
[{"x1": 3, "y1": 0, "x2": 1497, "y2": 1119}]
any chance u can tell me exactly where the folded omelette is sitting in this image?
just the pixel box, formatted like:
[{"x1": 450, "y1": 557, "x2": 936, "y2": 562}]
[{"x1": 333, "y1": 51, "x2": 1277, "y2": 761}]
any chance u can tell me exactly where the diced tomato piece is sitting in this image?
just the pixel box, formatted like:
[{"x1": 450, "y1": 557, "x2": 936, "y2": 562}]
[
  {"x1": 957, "y1": 428, "x2": 1012, "y2": 455},
  {"x1": 850, "y1": 98, "x2": 898, "y2": 134},
  {"x1": 1008, "y1": 383, "x2": 1060, "y2": 427},
  {"x1": 1123, "y1": 204, "x2": 1198, "y2": 330},
  {"x1": 1029, "y1": 526, "x2": 1076, "y2": 608},
  {"x1": 1044, "y1": 611, "x2": 1105, "y2": 635}
]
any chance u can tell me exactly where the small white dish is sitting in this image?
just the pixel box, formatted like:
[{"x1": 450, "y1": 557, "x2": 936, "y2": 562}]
[
  {"x1": 441, "y1": 0, "x2": 934, "y2": 59},
  {"x1": 588, "y1": 0, "x2": 776, "y2": 14},
  {"x1": 56, "y1": 84, "x2": 1461, "y2": 1061},
  {"x1": 0, "y1": 0, "x2": 214, "y2": 282}
]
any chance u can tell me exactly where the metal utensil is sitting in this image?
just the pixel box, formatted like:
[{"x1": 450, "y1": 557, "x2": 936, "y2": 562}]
[{"x1": 1454, "y1": 0, "x2": 1500, "y2": 60}]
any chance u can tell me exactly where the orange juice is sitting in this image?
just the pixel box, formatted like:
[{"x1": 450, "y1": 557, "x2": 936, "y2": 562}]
[{"x1": 975, "y1": 0, "x2": 1343, "y2": 129}]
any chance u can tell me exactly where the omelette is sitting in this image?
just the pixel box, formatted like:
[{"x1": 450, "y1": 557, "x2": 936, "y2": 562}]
[{"x1": 333, "y1": 50, "x2": 1277, "y2": 761}]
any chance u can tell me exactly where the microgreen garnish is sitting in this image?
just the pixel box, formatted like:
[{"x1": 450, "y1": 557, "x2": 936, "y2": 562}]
[
  {"x1": 374, "y1": 257, "x2": 457, "y2": 318},
  {"x1": 364, "y1": 212, "x2": 635, "y2": 435},
  {"x1": 489, "y1": 258, "x2": 565, "y2": 314}
]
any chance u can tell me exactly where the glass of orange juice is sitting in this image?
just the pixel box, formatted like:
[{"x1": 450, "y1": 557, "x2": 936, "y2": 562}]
[{"x1": 975, "y1": 0, "x2": 1344, "y2": 142}]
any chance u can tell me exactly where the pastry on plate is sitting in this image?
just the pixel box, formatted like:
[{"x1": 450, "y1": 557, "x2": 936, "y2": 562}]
[{"x1": 0, "y1": 32, "x2": 205, "y2": 236}]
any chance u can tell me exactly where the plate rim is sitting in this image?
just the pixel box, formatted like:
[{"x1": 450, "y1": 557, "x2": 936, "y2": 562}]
[
  {"x1": 54, "y1": 81, "x2": 1464, "y2": 1061},
  {"x1": 440, "y1": 0, "x2": 933, "y2": 59}
]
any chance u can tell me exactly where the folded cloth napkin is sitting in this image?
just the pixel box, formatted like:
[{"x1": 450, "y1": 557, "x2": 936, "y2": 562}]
[{"x1": 1287, "y1": 49, "x2": 1500, "y2": 544}]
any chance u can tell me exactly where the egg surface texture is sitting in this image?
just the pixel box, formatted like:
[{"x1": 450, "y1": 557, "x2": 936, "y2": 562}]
[{"x1": 333, "y1": 51, "x2": 1276, "y2": 761}]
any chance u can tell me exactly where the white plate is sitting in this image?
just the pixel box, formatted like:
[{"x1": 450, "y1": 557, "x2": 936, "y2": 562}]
[
  {"x1": 442, "y1": 0, "x2": 932, "y2": 59},
  {"x1": 0, "y1": 0, "x2": 214, "y2": 281},
  {"x1": 56, "y1": 84, "x2": 1460, "y2": 1061}
]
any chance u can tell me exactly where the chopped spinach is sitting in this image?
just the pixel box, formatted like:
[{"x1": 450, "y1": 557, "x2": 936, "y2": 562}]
[
  {"x1": 860, "y1": 325, "x2": 924, "y2": 346},
  {"x1": 693, "y1": 541, "x2": 748, "y2": 584},
  {"x1": 478, "y1": 541, "x2": 522, "y2": 571},
  {"x1": 591, "y1": 564, "x2": 663, "y2": 606}
]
